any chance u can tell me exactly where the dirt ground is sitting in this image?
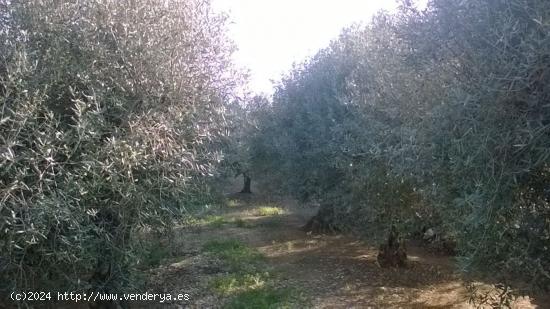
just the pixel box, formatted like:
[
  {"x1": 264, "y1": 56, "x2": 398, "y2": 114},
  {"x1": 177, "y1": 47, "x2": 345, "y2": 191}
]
[{"x1": 140, "y1": 191, "x2": 548, "y2": 309}]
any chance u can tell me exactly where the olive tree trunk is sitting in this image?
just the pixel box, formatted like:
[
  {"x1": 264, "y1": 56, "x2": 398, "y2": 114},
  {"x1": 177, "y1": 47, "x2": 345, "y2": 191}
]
[
  {"x1": 240, "y1": 173, "x2": 252, "y2": 193},
  {"x1": 301, "y1": 203, "x2": 340, "y2": 233},
  {"x1": 377, "y1": 225, "x2": 407, "y2": 268}
]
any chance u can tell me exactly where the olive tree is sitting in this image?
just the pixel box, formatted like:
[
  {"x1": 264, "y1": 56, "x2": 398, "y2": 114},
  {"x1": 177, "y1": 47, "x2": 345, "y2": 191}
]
[
  {"x1": 0, "y1": 0, "x2": 240, "y2": 298},
  {"x1": 249, "y1": 0, "x2": 550, "y2": 290}
]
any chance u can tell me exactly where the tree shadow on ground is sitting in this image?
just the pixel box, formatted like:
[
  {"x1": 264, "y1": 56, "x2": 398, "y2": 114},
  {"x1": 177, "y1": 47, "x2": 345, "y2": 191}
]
[{"x1": 138, "y1": 195, "x2": 543, "y2": 309}]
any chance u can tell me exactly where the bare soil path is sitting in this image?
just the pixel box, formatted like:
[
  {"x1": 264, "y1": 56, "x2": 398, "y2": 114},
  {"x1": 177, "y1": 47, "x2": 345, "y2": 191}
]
[{"x1": 143, "y1": 194, "x2": 544, "y2": 309}]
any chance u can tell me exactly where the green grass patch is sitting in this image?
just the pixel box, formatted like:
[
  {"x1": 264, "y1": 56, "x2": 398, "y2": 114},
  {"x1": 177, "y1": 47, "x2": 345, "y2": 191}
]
[
  {"x1": 203, "y1": 240, "x2": 306, "y2": 308},
  {"x1": 203, "y1": 239, "x2": 264, "y2": 270},
  {"x1": 210, "y1": 272, "x2": 272, "y2": 295},
  {"x1": 224, "y1": 287, "x2": 300, "y2": 309},
  {"x1": 202, "y1": 215, "x2": 227, "y2": 227},
  {"x1": 255, "y1": 206, "x2": 285, "y2": 216}
]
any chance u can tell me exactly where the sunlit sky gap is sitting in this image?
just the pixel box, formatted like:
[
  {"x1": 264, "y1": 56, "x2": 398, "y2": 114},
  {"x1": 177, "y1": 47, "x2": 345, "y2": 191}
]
[{"x1": 212, "y1": 0, "x2": 425, "y2": 95}]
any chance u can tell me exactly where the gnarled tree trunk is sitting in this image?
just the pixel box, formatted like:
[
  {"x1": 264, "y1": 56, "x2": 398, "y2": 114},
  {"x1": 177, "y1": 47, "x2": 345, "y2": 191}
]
[
  {"x1": 301, "y1": 203, "x2": 340, "y2": 233},
  {"x1": 377, "y1": 225, "x2": 407, "y2": 268},
  {"x1": 240, "y1": 173, "x2": 252, "y2": 193}
]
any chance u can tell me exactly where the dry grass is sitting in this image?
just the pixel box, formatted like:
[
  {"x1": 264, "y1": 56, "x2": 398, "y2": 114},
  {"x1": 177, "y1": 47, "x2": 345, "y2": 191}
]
[{"x1": 255, "y1": 206, "x2": 285, "y2": 216}]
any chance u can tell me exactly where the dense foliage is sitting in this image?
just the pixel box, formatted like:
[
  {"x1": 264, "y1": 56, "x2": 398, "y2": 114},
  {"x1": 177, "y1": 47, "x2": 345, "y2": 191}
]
[
  {"x1": 249, "y1": 0, "x2": 550, "y2": 289},
  {"x1": 0, "y1": 0, "x2": 240, "y2": 296}
]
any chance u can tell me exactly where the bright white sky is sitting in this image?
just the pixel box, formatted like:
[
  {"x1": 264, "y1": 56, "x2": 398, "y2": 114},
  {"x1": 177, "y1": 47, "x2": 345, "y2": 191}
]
[{"x1": 211, "y1": 0, "x2": 400, "y2": 95}]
